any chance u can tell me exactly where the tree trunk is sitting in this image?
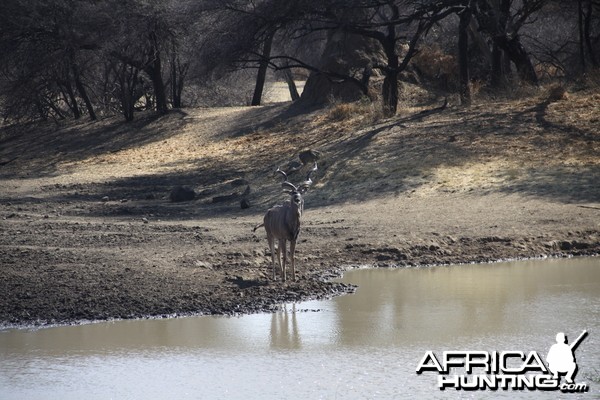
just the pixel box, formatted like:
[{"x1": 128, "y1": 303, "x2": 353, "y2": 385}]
[
  {"x1": 170, "y1": 53, "x2": 187, "y2": 108},
  {"x1": 382, "y1": 71, "x2": 399, "y2": 117},
  {"x1": 495, "y1": 35, "x2": 538, "y2": 85},
  {"x1": 584, "y1": 0, "x2": 598, "y2": 67},
  {"x1": 62, "y1": 81, "x2": 81, "y2": 119},
  {"x1": 458, "y1": 4, "x2": 472, "y2": 106},
  {"x1": 491, "y1": 43, "x2": 504, "y2": 87},
  {"x1": 146, "y1": 62, "x2": 168, "y2": 114},
  {"x1": 145, "y1": 32, "x2": 169, "y2": 115},
  {"x1": 251, "y1": 28, "x2": 275, "y2": 106},
  {"x1": 121, "y1": 74, "x2": 136, "y2": 122},
  {"x1": 491, "y1": 0, "x2": 510, "y2": 88},
  {"x1": 171, "y1": 54, "x2": 180, "y2": 108},
  {"x1": 73, "y1": 70, "x2": 96, "y2": 120},
  {"x1": 282, "y1": 68, "x2": 300, "y2": 101},
  {"x1": 381, "y1": 14, "x2": 400, "y2": 118},
  {"x1": 112, "y1": 61, "x2": 138, "y2": 122},
  {"x1": 69, "y1": 52, "x2": 96, "y2": 121},
  {"x1": 468, "y1": 18, "x2": 492, "y2": 63},
  {"x1": 579, "y1": 0, "x2": 587, "y2": 73}
]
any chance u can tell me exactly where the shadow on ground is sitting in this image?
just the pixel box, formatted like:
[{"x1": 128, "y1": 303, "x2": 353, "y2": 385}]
[{"x1": 1, "y1": 94, "x2": 598, "y2": 222}]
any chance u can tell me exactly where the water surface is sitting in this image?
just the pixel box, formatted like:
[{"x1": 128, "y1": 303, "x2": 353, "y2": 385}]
[{"x1": 1, "y1": 257, "x2": 599, "y2": 399}]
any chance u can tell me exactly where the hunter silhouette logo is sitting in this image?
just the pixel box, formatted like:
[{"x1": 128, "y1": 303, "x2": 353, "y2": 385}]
[
  {"x1": 546, "y1": 330, "x2": 587, "y2": 384},
  {"x1": 416, "y1": 330, "x2": 589, "y2": 393}
]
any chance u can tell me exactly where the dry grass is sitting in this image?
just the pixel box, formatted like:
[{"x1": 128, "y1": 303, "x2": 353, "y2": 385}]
[
  {"x1": 0, "y1": 81, "x2": 598, "y2": 207},
  {"x1": 325, "y1": 100, "x2": 383, "y2": 124},
  {"x1": 546, "y1": 84, "x2": 568, "y2": 102},
  {"x1": 412, "y1": 44, "x2": 458, "y2": 88}
]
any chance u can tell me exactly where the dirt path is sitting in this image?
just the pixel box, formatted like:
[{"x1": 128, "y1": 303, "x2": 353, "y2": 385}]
[{"x1": 1, "y1": 88, "x2": 599, "y2": 326}]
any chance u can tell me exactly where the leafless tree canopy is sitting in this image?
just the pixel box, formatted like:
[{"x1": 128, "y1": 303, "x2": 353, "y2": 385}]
[{"x1": 0, "y1": 0, "x2": 598, "y2": 122}]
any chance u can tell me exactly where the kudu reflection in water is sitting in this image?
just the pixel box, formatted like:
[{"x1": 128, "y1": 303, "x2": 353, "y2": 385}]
[{"x1": 270, "y1": 304, "x2": 301, "y2": 349}]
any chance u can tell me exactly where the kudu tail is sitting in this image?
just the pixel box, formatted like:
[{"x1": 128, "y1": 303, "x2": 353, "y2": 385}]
[{"x1": 252, "y1": 223, "x2": 264, "y2": 232}]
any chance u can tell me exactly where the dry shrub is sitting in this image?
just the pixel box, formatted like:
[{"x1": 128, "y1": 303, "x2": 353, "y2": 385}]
[
  {"x1": 412, "y1": 45, "x2": 458, "y2": 90},
  {"x1": 546, "y1": 85, "x2": 568, "y2": 102},
  {"x1": 482, "y1": 81, "x2": 541, "y2": 102},
  {"x1": 327, "y1": 102, "x2": 362, "y2": 121},
  {"x1": 534, "y1": 63, "x2": 564, "y2": 80},
  {"x1": 470, "y1": 80, "x2": 486, "y2": 97},
  {"x1": 582, "y1": 67, "x2": 600, "y2": 89},
  {"x1": 326, "y1": 99, "x2": 383, "y2": 126}
]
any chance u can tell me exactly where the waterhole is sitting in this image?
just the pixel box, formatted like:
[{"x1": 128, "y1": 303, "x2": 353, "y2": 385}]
[{"x1": 1, "y1": 257, "x2": 599, "y2": 399}]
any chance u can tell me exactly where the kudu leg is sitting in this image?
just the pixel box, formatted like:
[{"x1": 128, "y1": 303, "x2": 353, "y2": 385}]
[
  {"x1": 280, "y1": 239, "x2": 287, "y2": 282},
  {"x1": 289, "y1": 240, "x2": 296, "y2": 281},
  {"x1": 268, "y1": 236, "x2": 277, "y2": 280}
]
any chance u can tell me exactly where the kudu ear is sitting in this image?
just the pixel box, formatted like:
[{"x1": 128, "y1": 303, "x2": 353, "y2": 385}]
[{"x1": 298, "y1": 184, "x2": 310, "y2": 194}]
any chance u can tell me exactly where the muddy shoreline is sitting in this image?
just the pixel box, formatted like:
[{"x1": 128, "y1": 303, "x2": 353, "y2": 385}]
[{"x1": 1, "y1": 197, "x2": 598, "y2": 328}]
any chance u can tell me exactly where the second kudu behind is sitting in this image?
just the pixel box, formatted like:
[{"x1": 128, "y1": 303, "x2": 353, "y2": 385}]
[{"x1": 253, "y1": 162, "x2": 318, "y2": 282}]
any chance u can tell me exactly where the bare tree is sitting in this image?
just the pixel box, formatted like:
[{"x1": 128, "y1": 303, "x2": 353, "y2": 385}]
[
  {"x1": 326, "y1": 1, "x2": 463, "y2": 116},
  {"x1": 474, "y1": 0, "x2": 547, "y2": 86},
  {"x1": 458, "y1": 1, "x2": 473, "y2": 105},
  {"x1": 106, "y1": 2, "x2": 174, "y2": 116},
  {"x1": 578, "y1": 0, "x2": 599, "y2": 71},
  {"x1": 0, "y1": 0, "x2": 101, "y2": 121}
]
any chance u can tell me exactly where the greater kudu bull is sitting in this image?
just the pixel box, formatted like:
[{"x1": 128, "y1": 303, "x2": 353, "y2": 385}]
[{"x1": 253, "y1": 163, "x2": 317, "y2": 281}]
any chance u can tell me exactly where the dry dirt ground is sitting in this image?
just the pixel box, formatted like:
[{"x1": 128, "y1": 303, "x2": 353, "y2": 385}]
[{"x1": 0, "y1": 84, "x2": 599, "y2": 326}]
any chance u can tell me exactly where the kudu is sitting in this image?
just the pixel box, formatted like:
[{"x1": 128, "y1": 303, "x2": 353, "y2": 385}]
[{"x1": 253, "y1": 162, "x2": 317, "y2": 281}]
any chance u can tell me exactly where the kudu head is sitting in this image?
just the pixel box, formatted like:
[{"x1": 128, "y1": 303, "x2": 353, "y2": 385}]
[{"x1": 275, "y1": 162, "x2": 318, "y2": 216}]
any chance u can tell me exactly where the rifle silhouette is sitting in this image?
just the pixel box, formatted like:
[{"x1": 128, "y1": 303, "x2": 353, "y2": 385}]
[{"x1": 570, "y1": 330, "x2": 588, "y2": 351}]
